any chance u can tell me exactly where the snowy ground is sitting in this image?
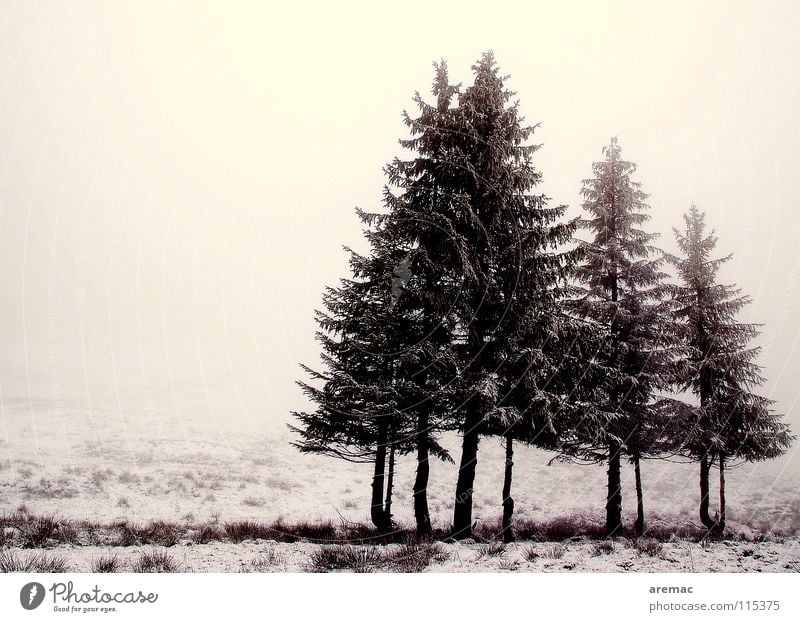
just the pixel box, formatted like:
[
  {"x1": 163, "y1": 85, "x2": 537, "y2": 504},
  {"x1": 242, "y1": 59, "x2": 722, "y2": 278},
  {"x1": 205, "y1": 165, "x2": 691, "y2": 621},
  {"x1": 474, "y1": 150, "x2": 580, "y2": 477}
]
[
  {"x1": 1, "y1": 386, "x2": 799, "y2": 572},
  {"x1": 1, "y1": 537, "x2": 799, "y2": 573}
]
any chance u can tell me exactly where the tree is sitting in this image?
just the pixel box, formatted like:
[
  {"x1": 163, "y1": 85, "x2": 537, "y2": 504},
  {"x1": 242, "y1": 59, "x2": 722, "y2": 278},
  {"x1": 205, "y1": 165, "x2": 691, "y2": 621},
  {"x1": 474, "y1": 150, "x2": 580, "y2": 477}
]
[
  {"x1": 668, "y1": 205, "x2": 794, "y2": 533},
  {"x1": 569, "y1": 137, "x2": 671, "y2": 537},
  {"x1": 290, "y1": 256, "x2": 411, "y2": 532},
  {"x1": 378, "y1": 60, "x2": 466, "y2": 536},
  {"x1": 292, "y1": 61, "x2": 467, "y2": 536},
  {"x1": 439, "y1": 52, "x2": 611, "y2": 540}
]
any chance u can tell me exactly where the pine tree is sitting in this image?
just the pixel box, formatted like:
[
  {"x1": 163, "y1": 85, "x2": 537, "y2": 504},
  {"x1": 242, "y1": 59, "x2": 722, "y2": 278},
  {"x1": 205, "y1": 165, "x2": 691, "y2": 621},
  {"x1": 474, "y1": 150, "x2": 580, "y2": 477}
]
[
  {"x1": 292, "y1": 61, "x2": 467, "y2": 536},
  {"x1": 442, "y1": 52, "x2": 612, "y2": 540},
  {"x1": 378, "y1": 60, "x2": 467, "y2": 535},
  {"x1": 668, "y1": 205, "x2": 794, "y2": 533},
  {"x1": 291, "y1": 255, "x2": 412, "y2": 532},
  {"x1": 568, "y1": 137, "x2": 671, "y2": 537}
]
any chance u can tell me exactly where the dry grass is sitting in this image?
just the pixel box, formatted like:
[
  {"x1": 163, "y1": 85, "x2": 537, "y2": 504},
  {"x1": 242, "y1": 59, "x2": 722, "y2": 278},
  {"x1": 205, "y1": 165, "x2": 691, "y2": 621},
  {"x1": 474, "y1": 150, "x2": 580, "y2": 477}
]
[
  {"x1": 130, "y1": 549, "x2": 179, "y2": 573},
  {"x1": 0, "y1": 550, "x2": 71, "y2": 572},
  {"x1": 522, "y1": 545, "x2": 540, "y2": 562},
  {"x1": 91, "y1": 553, "x2": 122, "y2": 573},
  {"x1": 541, "y1": 543, "x2": 566, "y2": 559},
  {"x1": 111, "y1": 520, "x2": 182, "y2": 547},
  {"x1": 307, "y1": 545, "x2": 385, "y2": 573},
  {"x1": 384, "y1": 540, "x2": 451, "y2": 571},
  {"x1": 634, "y1": 537, "x2": 664, "y2": 557},
  {"x1": 477, "y1": 541, "x2": 506, "y2": 558},
  {"x1": 591, "y1": 540, "x2": 615, "y2": 556},
  {"x1": 239, "y1": 549, "x2": 287, "y2": 572},
  {"x1": 306, "y1": 538, "x2": 451, "y2": 573}
]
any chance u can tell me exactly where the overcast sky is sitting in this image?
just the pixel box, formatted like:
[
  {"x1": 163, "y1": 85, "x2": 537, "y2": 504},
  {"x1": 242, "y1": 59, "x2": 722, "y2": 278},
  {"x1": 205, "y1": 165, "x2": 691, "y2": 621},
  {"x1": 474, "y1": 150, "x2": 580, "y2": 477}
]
[{"x1": 1, "y1": 1, "x2": 800, "y2": 444}]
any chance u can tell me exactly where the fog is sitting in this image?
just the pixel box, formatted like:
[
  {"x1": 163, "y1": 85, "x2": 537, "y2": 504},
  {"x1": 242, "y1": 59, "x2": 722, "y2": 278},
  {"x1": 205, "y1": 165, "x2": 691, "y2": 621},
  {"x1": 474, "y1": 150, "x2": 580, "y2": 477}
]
[{"x1": 1, "y1": 0, "x2": 799, "y2": 465}]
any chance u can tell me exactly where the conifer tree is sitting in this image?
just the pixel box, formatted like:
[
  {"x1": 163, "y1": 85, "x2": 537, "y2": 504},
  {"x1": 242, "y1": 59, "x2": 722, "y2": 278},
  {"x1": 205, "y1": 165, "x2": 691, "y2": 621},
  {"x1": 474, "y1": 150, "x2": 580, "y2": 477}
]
[
  {"x1": 568, "y1": 137, "x2": 671, "y2": 537},
  {"x1": 668, "y1": 205, "x2": 794, "y2": 532},
  {"x1": 292, "y1": 61, "x2": 467, "y2": 536},
  {"x1": 377, "y1": 61, "x2": 467, "y2": 535},
  {"x1": 291, "y1": 257, "x2": 412, "y2": 532},
  {"x1": 444, "y1": 53, "x2": 612, "y2": 540}
]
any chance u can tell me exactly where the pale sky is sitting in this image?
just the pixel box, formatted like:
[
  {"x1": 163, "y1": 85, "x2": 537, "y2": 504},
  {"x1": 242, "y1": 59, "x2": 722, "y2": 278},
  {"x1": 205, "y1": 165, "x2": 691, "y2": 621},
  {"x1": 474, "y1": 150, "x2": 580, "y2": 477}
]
[{"x1": 1, "y1": 0, "x2": 800, "y2": 444}]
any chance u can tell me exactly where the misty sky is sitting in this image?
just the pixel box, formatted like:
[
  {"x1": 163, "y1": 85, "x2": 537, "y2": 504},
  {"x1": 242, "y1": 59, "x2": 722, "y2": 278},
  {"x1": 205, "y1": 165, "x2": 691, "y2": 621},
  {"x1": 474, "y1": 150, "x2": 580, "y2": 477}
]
[{"x1": 1, "y1": 1, "x2": 800, "y2": 443}]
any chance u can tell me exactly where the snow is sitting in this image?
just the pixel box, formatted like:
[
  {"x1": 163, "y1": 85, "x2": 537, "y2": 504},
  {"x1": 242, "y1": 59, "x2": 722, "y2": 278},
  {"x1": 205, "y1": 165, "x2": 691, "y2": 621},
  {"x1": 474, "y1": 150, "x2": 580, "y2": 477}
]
[
  {"x1": 1, "y1": 538, "x2": 798, "y2": 573},
  {"x1": 1, "y1": 387, "x2": 798, "y2": 572}
]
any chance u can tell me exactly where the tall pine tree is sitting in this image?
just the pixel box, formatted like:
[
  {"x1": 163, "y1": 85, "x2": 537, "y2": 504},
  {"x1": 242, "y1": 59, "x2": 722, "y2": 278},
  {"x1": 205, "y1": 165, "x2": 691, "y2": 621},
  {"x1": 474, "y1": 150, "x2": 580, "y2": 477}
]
[
  {"x1": 444, "y1": 53, "x2": 612, "y2": 540},
  {"x1": 668, "y1": 205, "x2": 794, "y2": 533},
  {"x1": 292, "y1": 61, "x2": 467, "y2": 535},
  {"x1": 362, "y1": 60, "x2": 468, "y2": 536},
  {"x1": 568, "y1": 137, "x2": 671, "y2": 537}
]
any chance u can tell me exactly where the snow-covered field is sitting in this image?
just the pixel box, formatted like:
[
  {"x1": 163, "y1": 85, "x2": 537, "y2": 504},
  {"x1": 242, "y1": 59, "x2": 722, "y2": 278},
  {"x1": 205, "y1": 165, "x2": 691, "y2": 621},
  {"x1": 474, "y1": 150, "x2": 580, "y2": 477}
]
[
  {"x1": 1, "y1": 387, "x2": 799, "y2": 572},
  {"x1": 3, "y1": 537, "x2": 800, "y2": 573}
]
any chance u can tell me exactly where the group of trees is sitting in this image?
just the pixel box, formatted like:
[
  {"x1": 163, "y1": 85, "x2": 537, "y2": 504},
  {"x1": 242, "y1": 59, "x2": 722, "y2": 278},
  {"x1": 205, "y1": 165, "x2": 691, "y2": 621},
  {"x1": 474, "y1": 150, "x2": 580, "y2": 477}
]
[{"x1": 290, "y1": 52, "x2": 794, "y2": 541}]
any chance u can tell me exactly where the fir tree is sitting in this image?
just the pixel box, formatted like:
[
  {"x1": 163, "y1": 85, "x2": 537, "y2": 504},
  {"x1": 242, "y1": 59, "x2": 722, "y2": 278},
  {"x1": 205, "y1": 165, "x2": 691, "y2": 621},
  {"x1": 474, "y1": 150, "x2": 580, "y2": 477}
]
[
  {"x1": 444, "y1": 52, "x2": 611, "y2": 540},
  {"x1": 291, "y1": 255, "x2": 412, "y2": 532},
  {"x1": 377, "y1": 60, "x2": 467, "y2": 535},
  {"x1": 668, "y1": 205, "x2": 794, "y2": 532},
  {"x1": 292, "y1": 61, "x2": 466, "y2": 535},
  {"x1": 568, "y1": 137, "x2": 671, "y2": 537}
]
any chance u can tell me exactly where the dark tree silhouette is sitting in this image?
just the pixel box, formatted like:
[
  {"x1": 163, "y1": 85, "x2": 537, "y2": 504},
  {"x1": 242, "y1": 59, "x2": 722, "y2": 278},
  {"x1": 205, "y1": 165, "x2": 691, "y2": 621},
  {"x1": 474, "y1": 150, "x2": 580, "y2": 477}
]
[
  {"x1": 290, "y1": 261, "x2": 412, "y2": 532},
  {"x1": 568, "y1": 137, "x2": 671, "y2": 537},
  {"x1": 668, "y1": 205, "x2": 794, "y2": 533},
  {"x1": 292, "y1": 61, "x2": 468, "y2": 536},
  {"x1": 440, "y1": 53, "x2": 611, "y2": 540}
]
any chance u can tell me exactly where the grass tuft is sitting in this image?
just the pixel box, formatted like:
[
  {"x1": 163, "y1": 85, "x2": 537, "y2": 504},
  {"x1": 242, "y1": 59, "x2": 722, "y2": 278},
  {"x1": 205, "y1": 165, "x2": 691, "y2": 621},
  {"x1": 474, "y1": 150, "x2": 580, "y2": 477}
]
[
  {"x1": 542, "y1": 543, "x2": 566, "y2": 559},
  {"x1": 131, "y1": 548, "x2": 178, "y2": 573},
  {"x1": 91, "y1": 553, "x2": 122, "y2": 573},
  {"x1": 240, "y1": 548, "x2": 287, "y2": 572},
  {"x1": 0, "y1": 550, "x2": 70, "y2": 572},
  {"x1": 634, "y1": 537, "x2": 663, "y2": 557},
  {"x1": 384, "y1": 539, "x2": 451, "y2": 571},
  {"x1": 477, "y1": 541, "x2": 506, "y2": 558},
  {"x1": 591, "y1": 540, "x2": 615, "y2": 556},
  {"x1": 307, "y1": 545, "x2": 385, "y2": 573}
]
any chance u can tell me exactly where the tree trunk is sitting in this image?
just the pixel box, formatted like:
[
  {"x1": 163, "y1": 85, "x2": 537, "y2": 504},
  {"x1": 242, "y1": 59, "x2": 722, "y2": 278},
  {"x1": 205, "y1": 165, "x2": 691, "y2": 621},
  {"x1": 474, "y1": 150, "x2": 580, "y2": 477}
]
[
  {"x1": 718, "y1": 453, "x2": 726, "y2": 533},
  {"x1": 452, "y1": 403, "x2": 481, "y2": 540},
  {"x1": 501, "y1": 432, "x2": 515, "y2": 543},
  {"x1": 605, "y1": 441, "x2": 623, "y2": 537},
  {"x1": 370, "y1": 421, "x2": 389, "y2": 532},
  {"x1": 699, "y1": 452, "x2": 715, "y2": 530},
  {"x1": 383, "y1": 437, "x2": 396, "y2": 530},
  {"x1": 633, "y1": 455, "x2": 644, "y2": 537},
  {"x1": 413, "y1": 411, "x2": 432, "y2": 537}
]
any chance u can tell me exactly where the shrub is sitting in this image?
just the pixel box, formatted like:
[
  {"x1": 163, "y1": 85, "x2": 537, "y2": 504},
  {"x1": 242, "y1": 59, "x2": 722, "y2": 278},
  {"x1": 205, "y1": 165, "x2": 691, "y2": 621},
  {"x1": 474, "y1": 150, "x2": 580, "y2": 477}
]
[
  {"x1": 112, "y1": 521, "x2": 140, "y2": 547},
  {"x1": 141, "y1": 521, "x2": 181, "y2": 547},
  {"x1": 193, "y1": 524, "x2": 224, "y2": 544},
  {"x1": 224, "y1": 521, "x2": 274, "y2": 543},
  {"x1": 111, "y1": 520, "x2": 182, "y2": 547},
  {"x1": 21, "y1": 515, "x2": 60, "y2": 548},
  {"x1": 274, "y1": 519, "x2": 337, "y2": 543}
]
